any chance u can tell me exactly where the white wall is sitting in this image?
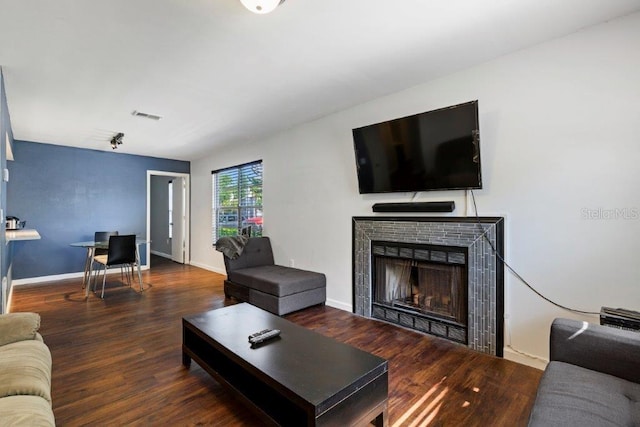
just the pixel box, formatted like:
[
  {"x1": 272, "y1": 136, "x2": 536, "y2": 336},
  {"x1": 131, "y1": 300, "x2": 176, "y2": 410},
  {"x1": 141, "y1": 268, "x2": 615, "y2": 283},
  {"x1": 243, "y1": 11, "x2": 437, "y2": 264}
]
[{"x1": 190, "y1": 12, "x2": 640, "y2": 366}]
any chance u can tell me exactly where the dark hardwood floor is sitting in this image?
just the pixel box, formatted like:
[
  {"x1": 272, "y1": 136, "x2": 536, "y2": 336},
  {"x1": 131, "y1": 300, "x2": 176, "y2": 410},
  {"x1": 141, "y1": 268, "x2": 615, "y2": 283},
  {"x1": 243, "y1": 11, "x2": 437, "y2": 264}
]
[{"x1": 10, "y1": 255, "x2": 542, "y2": 426}]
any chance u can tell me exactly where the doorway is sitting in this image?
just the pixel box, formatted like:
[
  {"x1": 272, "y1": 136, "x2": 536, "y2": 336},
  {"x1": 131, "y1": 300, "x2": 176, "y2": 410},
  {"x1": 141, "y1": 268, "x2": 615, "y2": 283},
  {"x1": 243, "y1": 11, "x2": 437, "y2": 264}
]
[{"x1": 147, "y1": 170, "x2": 190, "y2": 266}]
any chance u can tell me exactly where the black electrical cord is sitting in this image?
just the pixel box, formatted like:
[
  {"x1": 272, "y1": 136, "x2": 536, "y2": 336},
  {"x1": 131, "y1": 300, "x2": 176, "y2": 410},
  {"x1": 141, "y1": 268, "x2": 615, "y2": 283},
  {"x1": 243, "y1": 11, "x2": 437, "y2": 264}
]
[{"x1": 469, "y1": 190, "x2": 599, "y2": 316}]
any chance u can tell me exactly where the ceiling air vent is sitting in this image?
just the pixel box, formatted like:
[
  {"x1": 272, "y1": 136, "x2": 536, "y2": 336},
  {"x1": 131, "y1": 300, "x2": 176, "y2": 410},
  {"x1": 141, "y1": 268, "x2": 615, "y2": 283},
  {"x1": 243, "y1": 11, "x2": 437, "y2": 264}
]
[{"x1": 131, "y1": 110, "x2": 162, "y2": 121}]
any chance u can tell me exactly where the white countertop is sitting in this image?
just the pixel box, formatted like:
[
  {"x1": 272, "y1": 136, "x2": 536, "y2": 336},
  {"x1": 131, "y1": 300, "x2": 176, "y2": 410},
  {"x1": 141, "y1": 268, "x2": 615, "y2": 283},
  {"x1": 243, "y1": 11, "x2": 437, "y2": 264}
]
[{"x1": 6, "y1": 228, "x2": 41, "y2": 241}]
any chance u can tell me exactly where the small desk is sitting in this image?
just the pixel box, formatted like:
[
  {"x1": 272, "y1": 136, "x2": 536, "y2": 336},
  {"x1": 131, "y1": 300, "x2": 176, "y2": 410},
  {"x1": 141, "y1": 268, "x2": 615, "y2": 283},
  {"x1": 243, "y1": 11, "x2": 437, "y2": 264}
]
[
  {"x1": 183, "y1": 303, "x2": 389, "y2": 426},
  {"x1": 70, "y1": 239, "x2": 149, "y2": 297}
]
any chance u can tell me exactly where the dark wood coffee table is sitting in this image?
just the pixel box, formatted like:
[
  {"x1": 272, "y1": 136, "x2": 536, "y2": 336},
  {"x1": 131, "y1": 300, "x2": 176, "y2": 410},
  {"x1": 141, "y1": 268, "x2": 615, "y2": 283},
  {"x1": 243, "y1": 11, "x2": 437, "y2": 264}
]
[{"x1": 182, "y1": 303, "x2": 388, "y2": 426}]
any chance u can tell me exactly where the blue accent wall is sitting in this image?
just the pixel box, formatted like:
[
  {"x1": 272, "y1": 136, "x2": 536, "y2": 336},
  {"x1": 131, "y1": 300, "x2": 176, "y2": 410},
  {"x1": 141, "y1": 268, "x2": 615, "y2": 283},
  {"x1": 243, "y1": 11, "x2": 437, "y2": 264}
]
[{"x1": 7, "y1": 140, "x2": 190, "y2": 280}]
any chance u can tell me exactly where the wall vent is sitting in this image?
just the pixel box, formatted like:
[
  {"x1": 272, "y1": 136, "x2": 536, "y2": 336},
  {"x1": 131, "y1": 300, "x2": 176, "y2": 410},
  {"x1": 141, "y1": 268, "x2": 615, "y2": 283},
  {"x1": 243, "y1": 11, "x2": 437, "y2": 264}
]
[{"x1": 131, "y1": 110, "x2": 162, "y2": 121}]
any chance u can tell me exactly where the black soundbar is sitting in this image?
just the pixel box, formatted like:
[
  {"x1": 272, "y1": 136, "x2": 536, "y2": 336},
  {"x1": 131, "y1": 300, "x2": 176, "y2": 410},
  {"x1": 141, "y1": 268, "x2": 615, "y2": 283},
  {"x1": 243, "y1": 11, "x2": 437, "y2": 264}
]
[{"x1": 372, "y1": 201, "x2": 455, "y2": 213}]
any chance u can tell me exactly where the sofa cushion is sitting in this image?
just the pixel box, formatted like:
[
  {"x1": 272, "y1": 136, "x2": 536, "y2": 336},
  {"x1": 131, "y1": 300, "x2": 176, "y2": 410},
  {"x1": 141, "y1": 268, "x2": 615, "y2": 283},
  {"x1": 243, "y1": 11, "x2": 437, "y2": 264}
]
[
  {"x1": 528, "y1": 361, "x2": 640, "y2": 427},
  {"x1": 0, "y1": 395, "x2": 55, "y2": 426},
  {"x1": 228, "y1": 265, "x2": 326, "y2": 297},
  {"x1": 0, "y1": 312, "x2": 41, "y2": 346},
  {"x1": 0, "y1": 339, "x2": 52, "y2": 403},
  {"x1": 224, "y1": 237, "x2": 275, "y2": 272}
]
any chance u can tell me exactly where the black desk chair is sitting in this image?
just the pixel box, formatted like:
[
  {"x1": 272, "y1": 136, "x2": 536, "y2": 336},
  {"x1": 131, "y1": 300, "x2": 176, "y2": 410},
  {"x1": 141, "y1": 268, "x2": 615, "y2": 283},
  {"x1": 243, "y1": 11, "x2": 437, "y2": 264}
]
[
  {"x1": 92, "y1": 235, "x2": 137, "y2": 298},
  {"x1": 92, "y1": 231, "x2": 126, "y2": 286},
  {"x1": 94, "y1": 231, "x2": 119, "y2": 256}
]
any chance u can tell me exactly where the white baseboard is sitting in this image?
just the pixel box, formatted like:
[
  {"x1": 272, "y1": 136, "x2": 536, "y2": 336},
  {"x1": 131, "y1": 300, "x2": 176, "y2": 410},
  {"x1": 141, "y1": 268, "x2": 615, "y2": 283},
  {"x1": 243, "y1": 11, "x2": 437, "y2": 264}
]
[
  {"x1": 150, "y1": 250, "x2": 172, "y2": 259},
  {"x1": 503, "y1": 347, "x2": 547, "y2": 370},
  {"x1": 326, "y1": 298, "x2": 352, "y2": 312},
  {"x1": 11, "y1": 265, "x2": 150, "y2": 286},
  {"x1": 188, "y1": 260, "x2": 226, "y2": 276}
]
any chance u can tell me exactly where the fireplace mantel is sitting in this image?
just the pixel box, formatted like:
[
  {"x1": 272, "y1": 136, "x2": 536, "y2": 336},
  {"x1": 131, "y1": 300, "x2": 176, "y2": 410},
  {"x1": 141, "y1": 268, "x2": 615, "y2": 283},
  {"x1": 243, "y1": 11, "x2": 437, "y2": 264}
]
[{"x1": 352, "y1": 216, "x2": 504, "y2": 356}]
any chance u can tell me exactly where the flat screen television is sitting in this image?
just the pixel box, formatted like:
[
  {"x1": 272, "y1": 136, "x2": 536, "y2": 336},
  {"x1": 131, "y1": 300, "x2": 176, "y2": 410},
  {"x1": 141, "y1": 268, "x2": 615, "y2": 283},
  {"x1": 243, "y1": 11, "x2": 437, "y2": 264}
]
[{"x1": 352, "y1": 100, "x2": 482, "y2": 193}]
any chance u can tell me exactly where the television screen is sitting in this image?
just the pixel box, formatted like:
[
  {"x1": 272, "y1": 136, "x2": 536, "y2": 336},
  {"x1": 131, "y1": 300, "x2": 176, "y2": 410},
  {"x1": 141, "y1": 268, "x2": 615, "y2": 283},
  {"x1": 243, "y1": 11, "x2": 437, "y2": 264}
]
[{"x1": 352, "y1": 100, "x2": 482, "y2": 193}]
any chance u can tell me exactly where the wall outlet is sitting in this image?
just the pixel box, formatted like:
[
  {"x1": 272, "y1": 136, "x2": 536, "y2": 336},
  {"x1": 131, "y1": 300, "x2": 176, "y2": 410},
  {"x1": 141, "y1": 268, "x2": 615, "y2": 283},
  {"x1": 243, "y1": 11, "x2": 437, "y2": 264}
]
[{"x1": 289, "y1": 259, "x2": 295, "y2": 267}]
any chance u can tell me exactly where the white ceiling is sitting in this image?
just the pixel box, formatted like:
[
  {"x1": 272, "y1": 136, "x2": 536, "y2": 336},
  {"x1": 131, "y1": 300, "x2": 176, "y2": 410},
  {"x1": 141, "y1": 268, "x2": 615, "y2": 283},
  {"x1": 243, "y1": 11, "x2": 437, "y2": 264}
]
[{"x1": 1, "y1": 0, "x2": 639, "y2": 161}]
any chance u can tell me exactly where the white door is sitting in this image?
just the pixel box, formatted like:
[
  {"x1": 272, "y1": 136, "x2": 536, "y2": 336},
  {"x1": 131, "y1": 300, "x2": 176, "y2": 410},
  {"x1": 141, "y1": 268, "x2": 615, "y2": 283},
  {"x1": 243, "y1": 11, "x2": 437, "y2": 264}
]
[{"x1": 171, "y1": 177, "x2": 185, "y2": 263}]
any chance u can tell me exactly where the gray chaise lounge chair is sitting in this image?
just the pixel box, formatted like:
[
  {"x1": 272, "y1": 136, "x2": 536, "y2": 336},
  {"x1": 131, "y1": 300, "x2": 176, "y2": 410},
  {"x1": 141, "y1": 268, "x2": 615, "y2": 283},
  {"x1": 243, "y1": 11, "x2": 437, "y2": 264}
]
[{"x1": 222, "y1": 237, "x2": 326, "y2": 315}]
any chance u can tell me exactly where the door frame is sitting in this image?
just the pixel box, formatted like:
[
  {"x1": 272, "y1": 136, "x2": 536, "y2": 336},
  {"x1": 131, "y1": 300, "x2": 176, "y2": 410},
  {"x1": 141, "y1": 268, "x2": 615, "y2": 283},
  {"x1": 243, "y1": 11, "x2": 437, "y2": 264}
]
[
  {"x1": 170, "y1": 176, "x2": 185, "y2": 263},
  {"x1": 147, "y1": 170, "x2": 190, "y2": 266}
]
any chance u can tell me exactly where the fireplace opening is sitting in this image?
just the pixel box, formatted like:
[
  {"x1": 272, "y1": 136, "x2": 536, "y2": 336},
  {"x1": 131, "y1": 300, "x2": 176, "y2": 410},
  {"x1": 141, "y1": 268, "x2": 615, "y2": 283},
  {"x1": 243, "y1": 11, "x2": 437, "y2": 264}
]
[
  {"x1": 369, "y1": 241, "x2": 469, "y2": 344},
  {"x1": 374, "y1": 258, "x2": 467, "y2": 325}
]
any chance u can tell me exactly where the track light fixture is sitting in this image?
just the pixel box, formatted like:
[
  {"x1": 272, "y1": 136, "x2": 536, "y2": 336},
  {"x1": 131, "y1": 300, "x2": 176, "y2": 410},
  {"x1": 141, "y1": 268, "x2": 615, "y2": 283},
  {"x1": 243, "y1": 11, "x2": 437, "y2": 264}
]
[
  {"x1": 240, "y1": 0, "x2": 285, "y2": 14},
  {"x1": 110, "y1": 132, "x2": 124, "y2": 150}
]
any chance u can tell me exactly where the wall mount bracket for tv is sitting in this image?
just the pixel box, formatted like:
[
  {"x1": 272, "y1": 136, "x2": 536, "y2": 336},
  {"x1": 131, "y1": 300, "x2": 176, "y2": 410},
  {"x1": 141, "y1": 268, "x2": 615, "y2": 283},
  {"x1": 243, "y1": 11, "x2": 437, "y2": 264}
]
[{"x1": 372, "y1": 201, "x2": 455, "y2": 213}]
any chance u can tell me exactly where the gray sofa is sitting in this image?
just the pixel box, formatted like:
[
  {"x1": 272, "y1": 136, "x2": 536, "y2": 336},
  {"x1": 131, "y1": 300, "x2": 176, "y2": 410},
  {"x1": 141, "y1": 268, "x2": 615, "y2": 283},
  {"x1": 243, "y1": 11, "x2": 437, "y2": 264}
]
[
  {"x1": 223, "y1": 237, "x2": 326, "y2": 315},
  {"x1": 528, "y1": 318, "x2": 640, "y2": 426}
]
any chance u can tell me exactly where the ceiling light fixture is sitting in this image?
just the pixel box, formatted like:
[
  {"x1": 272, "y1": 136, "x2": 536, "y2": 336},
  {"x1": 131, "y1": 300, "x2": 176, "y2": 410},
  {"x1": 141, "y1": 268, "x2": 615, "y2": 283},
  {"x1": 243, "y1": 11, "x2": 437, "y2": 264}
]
[
  {"x1": 110, "y1": 132, "x2": 124, "y2": 150},
  {"x1": 240, "y1": 0, "x2": 285, "y2": 14}
]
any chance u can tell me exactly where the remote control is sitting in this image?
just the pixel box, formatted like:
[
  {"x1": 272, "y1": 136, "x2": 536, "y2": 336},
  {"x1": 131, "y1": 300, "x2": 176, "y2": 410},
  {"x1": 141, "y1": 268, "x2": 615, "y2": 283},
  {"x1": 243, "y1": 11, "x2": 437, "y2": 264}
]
[
  {"x1": 248, "y1": 329, "x2": 272, "y2": 342},
  {"x1": 249, "y1": 329, "x2": 281, "y2": 346}
]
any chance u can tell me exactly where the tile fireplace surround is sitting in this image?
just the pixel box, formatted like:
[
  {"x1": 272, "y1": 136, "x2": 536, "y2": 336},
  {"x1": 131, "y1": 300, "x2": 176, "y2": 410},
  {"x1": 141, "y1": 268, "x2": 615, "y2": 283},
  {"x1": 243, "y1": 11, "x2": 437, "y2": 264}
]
[{"x1": 352, "y1": 216, "x2": 504, "y2": 356}]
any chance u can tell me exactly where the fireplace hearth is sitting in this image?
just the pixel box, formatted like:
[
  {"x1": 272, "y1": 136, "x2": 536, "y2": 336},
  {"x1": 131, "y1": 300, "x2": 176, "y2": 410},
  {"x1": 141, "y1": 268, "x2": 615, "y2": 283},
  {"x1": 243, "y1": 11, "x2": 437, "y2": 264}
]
[{"x1": 353, "y1": 216, "x2": 504, "y2": 356}]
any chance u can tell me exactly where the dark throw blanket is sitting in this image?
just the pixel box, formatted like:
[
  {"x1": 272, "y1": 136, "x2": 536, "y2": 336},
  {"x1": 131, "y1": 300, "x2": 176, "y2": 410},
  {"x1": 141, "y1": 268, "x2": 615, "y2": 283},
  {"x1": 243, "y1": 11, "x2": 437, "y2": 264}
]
[{"x1": 215, "y1": 235, "x2": 250, "y2": 259}]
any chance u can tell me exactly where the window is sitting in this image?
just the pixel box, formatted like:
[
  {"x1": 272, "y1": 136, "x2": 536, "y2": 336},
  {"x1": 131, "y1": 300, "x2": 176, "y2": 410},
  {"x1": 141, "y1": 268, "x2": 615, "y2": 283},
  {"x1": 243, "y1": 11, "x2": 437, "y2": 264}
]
[{"x1": 212, "y1": 160, "x2": 263, "y2": 243}]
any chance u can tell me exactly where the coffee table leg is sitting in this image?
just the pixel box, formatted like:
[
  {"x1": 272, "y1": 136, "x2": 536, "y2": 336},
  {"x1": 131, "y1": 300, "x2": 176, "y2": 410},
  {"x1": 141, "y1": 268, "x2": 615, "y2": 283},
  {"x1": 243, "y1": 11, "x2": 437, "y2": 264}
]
[
  {"x1": 372, "y1": 407, "x2": 388, "y2": 427},
  {"x1": 182, "y1": 351, "x2": 191, "y2": 368}
]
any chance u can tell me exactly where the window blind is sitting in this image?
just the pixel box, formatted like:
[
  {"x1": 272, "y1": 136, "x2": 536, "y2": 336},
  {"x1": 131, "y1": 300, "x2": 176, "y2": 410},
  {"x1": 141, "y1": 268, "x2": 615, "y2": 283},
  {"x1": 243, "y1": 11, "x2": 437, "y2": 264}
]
[{"x1": 212, "y1": 160, "x2": 263, "y2": 242}]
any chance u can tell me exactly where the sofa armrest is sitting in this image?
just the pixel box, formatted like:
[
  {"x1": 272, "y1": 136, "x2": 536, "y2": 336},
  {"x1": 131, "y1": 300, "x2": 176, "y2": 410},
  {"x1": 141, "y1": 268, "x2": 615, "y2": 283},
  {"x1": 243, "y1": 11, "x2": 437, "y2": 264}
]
[
  {"x1": 550, "y1": 317, "x2": 640, "y2": 383},
  {"x1": 0, "y1": 312, "x2": 41, "y2": 346}
]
